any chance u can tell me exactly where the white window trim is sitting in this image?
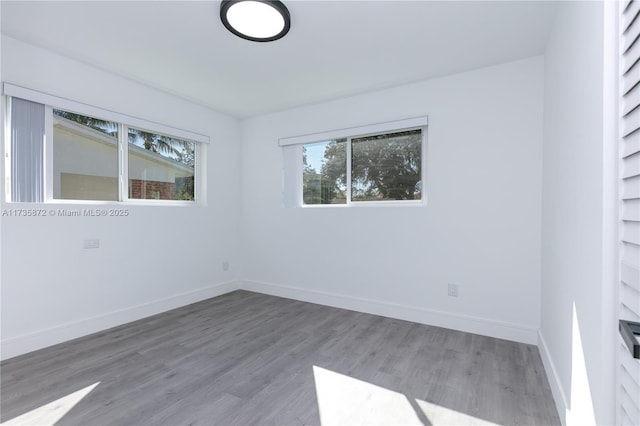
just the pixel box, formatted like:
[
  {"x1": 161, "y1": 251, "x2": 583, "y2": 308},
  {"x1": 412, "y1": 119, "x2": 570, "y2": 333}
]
[
  {"x1": 279, "y1": 116, "x2": 427, "y2": 147},
  {"x1": 119, "y1": 123, "x2": 128, "y2": 203},
  {"x1": 283, "y1": 118, "x2": 428, "y2": 208},
  {"x1": 3, "y1": 83, "x2": 209, "y2": 144},
  {"x1": 346, "y1": 136, "x2": 353, "y2": 205},
  {"x1": 4, "y1": 83, "x2": 206, "y2": 205}
]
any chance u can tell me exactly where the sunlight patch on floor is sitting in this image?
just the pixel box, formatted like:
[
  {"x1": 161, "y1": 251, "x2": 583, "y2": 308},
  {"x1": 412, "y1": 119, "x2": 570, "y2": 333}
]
[
  {"x1": 313, "y1": 366, "x2": 499, "y2": 426},
  {"x1": 413, "y1": 399, "x2": 499, "y2": 425},
  {"x1": 566, "y1": 302, "x2": 596, "y2": 425},
  {"x1": 1, "y1": 381, "x2": 100, "y2": 426}
]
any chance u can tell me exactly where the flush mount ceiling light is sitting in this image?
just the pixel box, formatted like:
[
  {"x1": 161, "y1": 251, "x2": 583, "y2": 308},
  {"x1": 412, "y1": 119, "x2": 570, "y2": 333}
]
[{"x1": 220, "y1": 0, "x2": 290, "y2": 42}]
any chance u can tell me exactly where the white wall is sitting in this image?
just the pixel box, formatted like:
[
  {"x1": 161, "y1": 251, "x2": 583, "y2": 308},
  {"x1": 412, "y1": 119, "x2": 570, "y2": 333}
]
[
  {"x1": 239, "y1": 57, "x2": 544, "y2": 344},
  {"x1": 0, "y1": 37, "x2": 242, "y2": 359},
  {"x1": 539, "y1": 1, "x2": 616, "y2": 425}
]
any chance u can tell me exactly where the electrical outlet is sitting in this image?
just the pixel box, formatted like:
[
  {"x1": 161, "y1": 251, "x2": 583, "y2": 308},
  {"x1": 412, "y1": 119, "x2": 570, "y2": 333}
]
[
  {"x1": 223, "y1": 261, "x2": 229, "y2": 271},
  {"x1": 83, "y1": 238, "x2": 100, "y2": 249},
  {"x1": 447, "y1": 283, "x2": 459, "y2": 297}
]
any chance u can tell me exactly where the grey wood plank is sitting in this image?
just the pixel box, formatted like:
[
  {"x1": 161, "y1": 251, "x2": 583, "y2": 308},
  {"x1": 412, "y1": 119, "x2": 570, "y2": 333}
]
[{"x1": 1, "y1": 290, "x2": 560, "y2": 425}]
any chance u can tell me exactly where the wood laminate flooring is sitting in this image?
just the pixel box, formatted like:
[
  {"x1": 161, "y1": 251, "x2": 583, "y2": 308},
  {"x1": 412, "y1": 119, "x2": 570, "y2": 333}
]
[{"x1": 1, "y1": 290, "x2": 560, "y2": 425}]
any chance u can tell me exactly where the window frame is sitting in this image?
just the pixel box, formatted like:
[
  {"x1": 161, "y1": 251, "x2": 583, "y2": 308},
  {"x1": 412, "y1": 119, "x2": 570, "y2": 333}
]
[
  {"x1": 3, "y1": 83, "x2": 208, "y2": 205},
  {"x1": 121, "y1": 123, "x2": 199, "y2": 204},
  {"x1": 282, "y1": 117, "x2": 428, "y2": 208}
]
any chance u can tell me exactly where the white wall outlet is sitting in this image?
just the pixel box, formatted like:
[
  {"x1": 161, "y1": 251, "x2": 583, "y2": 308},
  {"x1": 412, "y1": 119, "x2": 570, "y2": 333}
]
[
  {"x1": 447, "y1": 283, "x2": 459, "y2": 297},
  {"x1": 223, "y1": 261, "x2": 229, "y2": 271},
  {"x1": 83, "y1": 239, "x2": 100, "y2": 249}
]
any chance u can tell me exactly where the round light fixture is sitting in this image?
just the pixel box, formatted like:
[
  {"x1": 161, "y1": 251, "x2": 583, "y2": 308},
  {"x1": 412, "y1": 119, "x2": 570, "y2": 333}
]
[{"x1": 220, "y1": 0, "x2": 290, "y2": 42}]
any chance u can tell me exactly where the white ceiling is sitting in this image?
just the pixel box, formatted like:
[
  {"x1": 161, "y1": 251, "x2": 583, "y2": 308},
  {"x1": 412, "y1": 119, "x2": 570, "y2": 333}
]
[{"x1": 1, "y1": 1, "x2": 558, "y2": 118}]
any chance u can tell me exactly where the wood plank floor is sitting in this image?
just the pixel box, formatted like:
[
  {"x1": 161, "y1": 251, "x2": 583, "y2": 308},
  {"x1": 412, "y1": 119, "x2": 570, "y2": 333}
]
[{"x1": 1, "y1": 290, "x2": 560, "y2": 425}]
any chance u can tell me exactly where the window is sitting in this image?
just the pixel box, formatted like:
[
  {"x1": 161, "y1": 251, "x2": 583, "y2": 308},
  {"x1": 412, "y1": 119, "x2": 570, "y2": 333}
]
[
  {"x1": 283, "y1": 117, "x2": 427, "y2": 207},
  {"x1": 303, "y1": 139, "x2": 346, "y2": 205},
  {"x1": 127, "y1": 128, "x2": 195, "y2": 201},
  {"x1": 3, "y1": 84, "x2": 208, "y2": 204},
  {"x1": 53, "y1": 110, "x2": 119, "y2": 201},
  {"x1": 349, "y1": 129, "x2": 422, "y2": 202}
]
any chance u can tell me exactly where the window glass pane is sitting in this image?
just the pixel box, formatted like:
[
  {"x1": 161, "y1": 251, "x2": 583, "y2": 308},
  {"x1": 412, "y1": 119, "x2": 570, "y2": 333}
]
[
  {"x1": 351, "y1": 129, "x2": 422, "y2": 201},
  {"x1": 53, "y1": 109, "x2": 118, "y2": 201},
  {"x1": 128, "y1": 128, "x2": 195, "y2": 201},
  {"x1": 303, "y1": 139, "x2": 346, "y2": 205}
]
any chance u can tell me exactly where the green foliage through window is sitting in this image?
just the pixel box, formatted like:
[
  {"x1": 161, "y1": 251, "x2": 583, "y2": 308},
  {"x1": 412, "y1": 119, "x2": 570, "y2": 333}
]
[
  {"x1": 302, "y1": 129, "x2": 422, "y2": 205},
  {"x1": 303, "y1": 140, "x2": 346, "y2": 205},
  {"x1": 352, "y1": 129, "x2": 421, "y2": 201}
]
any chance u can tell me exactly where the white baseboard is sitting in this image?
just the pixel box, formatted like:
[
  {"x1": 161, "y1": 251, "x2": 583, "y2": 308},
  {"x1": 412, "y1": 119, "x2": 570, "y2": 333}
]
[
  {"x1": 238, "y1": 280, "x2": 538, "y2": 344},
  {"x1": 0, "y1": 280, "x2": 238, "y2": 361},
  {"x1": 538, "y1": 330, "x2": 568, "y2": 426},
  {"x1": 2, "y1": 279, "x2": 540, "y2": 361}
]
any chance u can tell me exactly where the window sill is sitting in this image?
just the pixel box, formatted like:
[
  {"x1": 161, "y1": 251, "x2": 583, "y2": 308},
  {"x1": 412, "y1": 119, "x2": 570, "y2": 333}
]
[{"x1": 299, "y1": 200, "x2": 427, "y2": 209}]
